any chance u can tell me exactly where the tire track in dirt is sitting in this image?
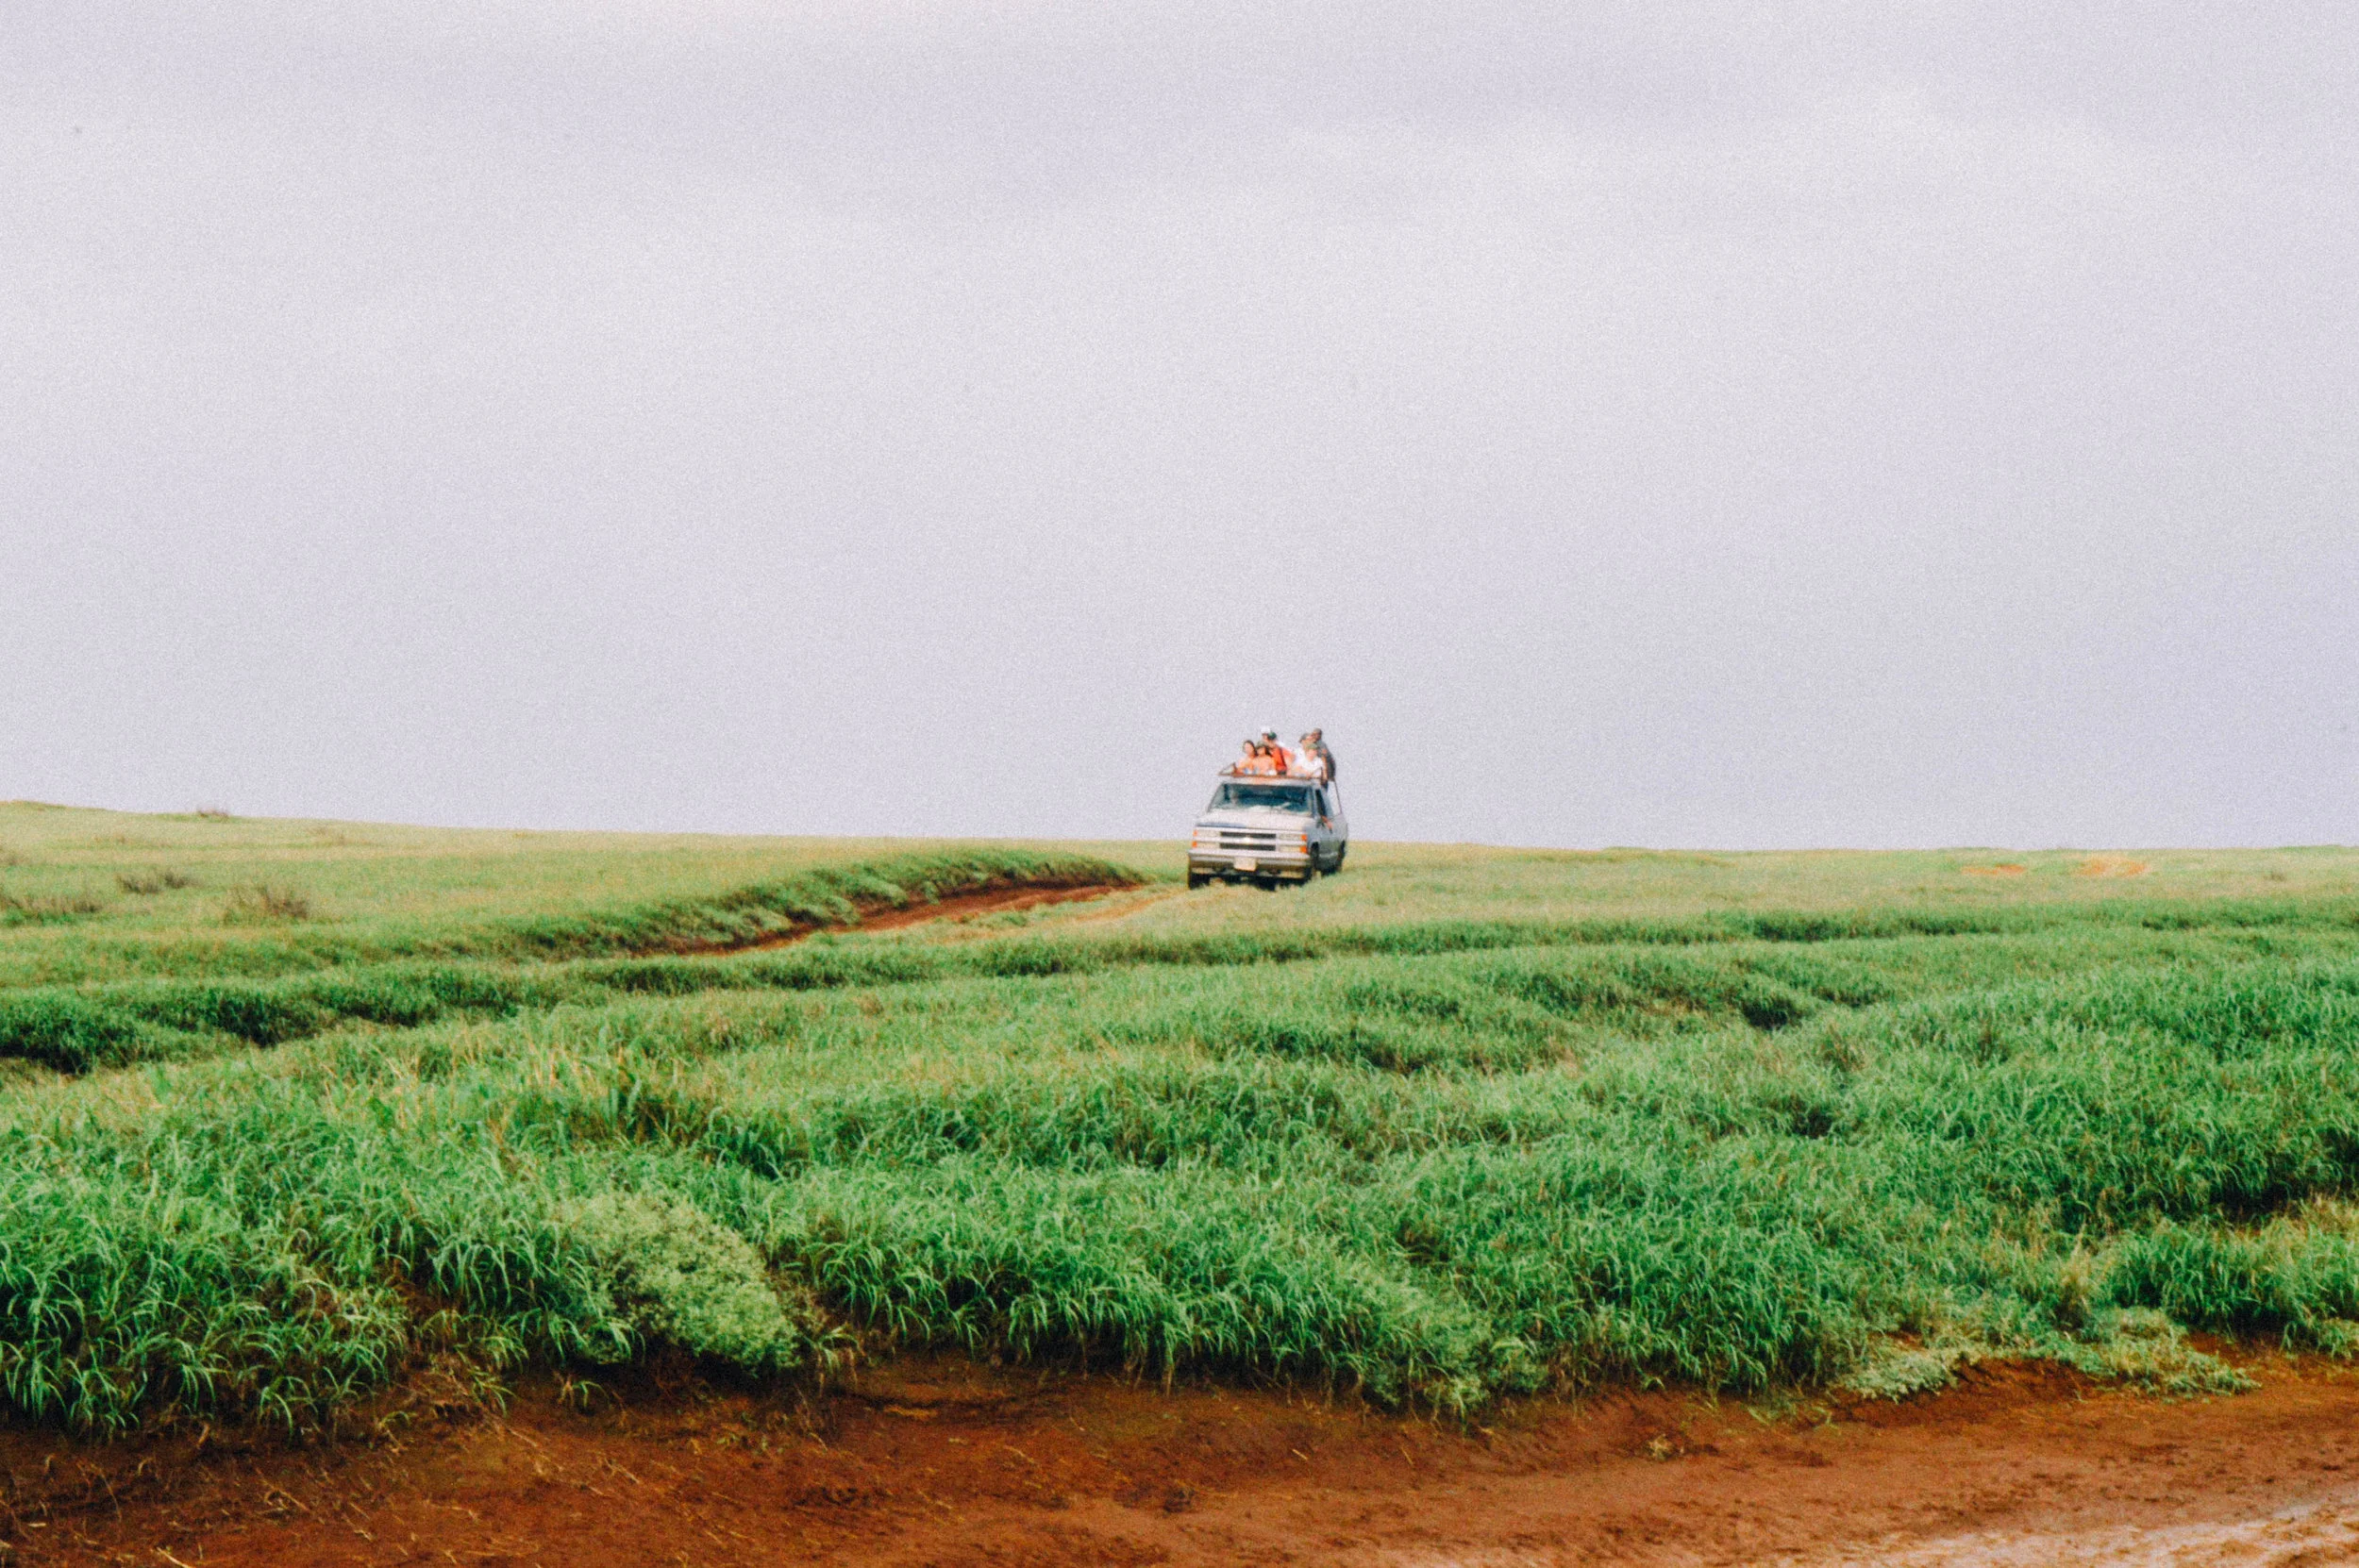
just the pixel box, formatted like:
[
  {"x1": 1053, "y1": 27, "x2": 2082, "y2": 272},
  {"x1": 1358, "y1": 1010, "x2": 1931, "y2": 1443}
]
[{"x1": 1782, "y1": 1493, "x2": 2359, "y2": 1566}]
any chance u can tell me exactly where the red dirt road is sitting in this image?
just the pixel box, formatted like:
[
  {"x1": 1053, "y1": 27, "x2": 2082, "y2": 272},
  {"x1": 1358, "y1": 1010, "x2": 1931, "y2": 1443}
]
[{"x1": 8, "y1": 1356, "x2": 2359, "y2": 1567}]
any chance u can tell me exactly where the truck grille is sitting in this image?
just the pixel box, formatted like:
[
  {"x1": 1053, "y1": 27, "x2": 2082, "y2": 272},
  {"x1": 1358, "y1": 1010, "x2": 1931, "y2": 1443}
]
[{"x1": 1213, "y1": 829, "x2": 1281, "y2": 853}]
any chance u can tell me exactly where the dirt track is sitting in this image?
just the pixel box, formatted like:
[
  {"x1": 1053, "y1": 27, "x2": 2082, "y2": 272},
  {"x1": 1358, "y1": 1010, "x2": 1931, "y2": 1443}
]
[
  {"x1": 8, "y1": 1355, "x2": 2359, "y2": 1567},
  {"x1": 675, "y1": 881, "x2": 1131, "y2": 956},
  {"x1": 812, "y1": 882, "x2": 1128, "y2": 938}
]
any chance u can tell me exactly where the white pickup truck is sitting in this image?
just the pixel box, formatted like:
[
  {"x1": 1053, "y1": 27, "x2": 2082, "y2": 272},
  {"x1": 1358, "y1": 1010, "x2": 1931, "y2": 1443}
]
[{"x1": 1186, "y1": 776, "x2": 1348, "y2": 888}]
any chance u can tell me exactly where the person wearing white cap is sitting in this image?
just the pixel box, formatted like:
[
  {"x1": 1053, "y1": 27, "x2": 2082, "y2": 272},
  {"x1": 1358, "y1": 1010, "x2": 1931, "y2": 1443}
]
[{"x1": 1258, "y1": 726, "x2": 1293, "y2": 774}]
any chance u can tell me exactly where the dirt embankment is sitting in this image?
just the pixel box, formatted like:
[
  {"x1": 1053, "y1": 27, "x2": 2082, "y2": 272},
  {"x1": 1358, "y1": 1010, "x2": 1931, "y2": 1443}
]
[
  {"x1": 680, "y1": 881, "x2": 1132, "y2": 956},
  {"x1": 801, "y1": 883, "x2": 1125, "y2": 939},
  {"x1": 8, "y1": 1355, "x2": 2359, "y2": 1566}
]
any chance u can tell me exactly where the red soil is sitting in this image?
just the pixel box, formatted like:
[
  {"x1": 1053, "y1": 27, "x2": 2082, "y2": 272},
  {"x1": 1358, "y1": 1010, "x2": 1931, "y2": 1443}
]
[
  {"x1": 680, "y1": 882, "x2": 1129, "y2": 956},
  {"x1": 829, "y1": 884, "x2": 1124, "y2": 936},
  {"x1": 8, "y1": 1354, "x2": 2359, "y2": 1566}
]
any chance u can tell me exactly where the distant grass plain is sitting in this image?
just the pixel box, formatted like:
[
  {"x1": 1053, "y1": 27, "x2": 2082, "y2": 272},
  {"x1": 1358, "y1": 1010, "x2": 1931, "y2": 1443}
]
[{"x1": 5, "y1": 800, "x2": 2359, "y2": 1432}]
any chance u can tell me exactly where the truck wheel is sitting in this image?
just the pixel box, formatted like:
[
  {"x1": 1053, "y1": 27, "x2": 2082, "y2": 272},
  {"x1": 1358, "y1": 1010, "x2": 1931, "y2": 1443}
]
[
  {"x1": 1331, "y1": 846, "x2": 1347, "y2": 873},
  {"x1": 1187, "y1": 873, "x2": 1208, "y2": 890}
]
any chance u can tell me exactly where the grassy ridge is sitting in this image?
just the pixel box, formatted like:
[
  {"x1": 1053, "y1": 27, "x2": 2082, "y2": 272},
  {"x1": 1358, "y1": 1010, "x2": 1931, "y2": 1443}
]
[
  {"x1": 5, "y1": 815, "x2": 2359, "y2": 1432},
  {"x1": 0, "y1": 849, "x2": 1140, "y2": 1070},
  {"x1": 12, "y1": 894, "x2": 2349, "y2": 1074},
  {"x1": 0, "y1": 805, "x2": 1168, "y2": 988},
  {"x1": 449, "y1": 846, "x2": 1138, "y2": 959}
]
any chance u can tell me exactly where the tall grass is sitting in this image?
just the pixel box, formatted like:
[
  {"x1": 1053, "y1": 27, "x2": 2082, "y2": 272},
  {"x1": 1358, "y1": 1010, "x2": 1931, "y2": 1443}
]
[
  {"x1": 6, "y1": 925, "x2": 2359, "y2": 1428},
  {"x1": 6, "y1": 822, "x2": 2359, "y2": 1432}
]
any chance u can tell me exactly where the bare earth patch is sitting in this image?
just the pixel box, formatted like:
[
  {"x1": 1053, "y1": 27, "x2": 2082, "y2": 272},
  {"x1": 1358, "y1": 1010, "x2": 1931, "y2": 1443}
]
[
  {"x1": 687, "y1": 881, "x2": 1130, "y2": 955},
  {"x1": 2076, "y1": 857, "x2": 2151, "y2": 878},
  {"x1": 1962, "y1": 864, "x2": 2029, "y2": 877},
  {"x1": 9, "y1": 1356, "x2": 2359, "y2": 1566}
]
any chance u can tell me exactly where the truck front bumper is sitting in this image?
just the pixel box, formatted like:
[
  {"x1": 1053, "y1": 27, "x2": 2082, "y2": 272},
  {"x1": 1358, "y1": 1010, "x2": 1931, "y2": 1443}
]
[{"x1": 1189, "y1": 850, "x2": 1315, "y2": 882}]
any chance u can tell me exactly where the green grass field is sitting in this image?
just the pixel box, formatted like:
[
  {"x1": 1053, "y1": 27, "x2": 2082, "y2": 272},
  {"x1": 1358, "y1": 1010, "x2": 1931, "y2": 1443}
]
[{"x1": 6, "y1": 801, "x2": 2359, "y2": 1432}]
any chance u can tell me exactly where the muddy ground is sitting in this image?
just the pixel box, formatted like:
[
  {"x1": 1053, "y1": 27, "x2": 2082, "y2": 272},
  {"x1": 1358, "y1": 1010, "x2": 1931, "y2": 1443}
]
[{"x1": 7, "y1": 1353, "x2": 2358, "y2": 1567}]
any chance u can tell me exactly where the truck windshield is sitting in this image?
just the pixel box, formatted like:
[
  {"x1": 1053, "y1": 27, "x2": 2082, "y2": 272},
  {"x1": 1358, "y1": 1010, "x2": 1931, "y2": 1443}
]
[{"x1": 1206, "y1": 782, "x2": 1315, "y2": 813}]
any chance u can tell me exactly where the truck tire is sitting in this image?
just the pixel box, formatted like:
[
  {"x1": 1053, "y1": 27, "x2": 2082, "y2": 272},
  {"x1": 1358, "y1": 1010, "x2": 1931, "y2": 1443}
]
[{"x1": 1187, "y1": 872, "x2": 1208, "y2": 890}]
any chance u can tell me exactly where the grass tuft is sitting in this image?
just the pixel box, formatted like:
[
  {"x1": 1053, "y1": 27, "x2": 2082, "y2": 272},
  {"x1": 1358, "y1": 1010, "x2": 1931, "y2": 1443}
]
[
  {"x1": 116, "y1": 869, "x2": 198, "y2": 895},
  {"x1": 0, "y1": 889, "x2": 109, "y2": 926},
  {"x1": 223, "y1": 884, "x2": 315, "y2": 925}
]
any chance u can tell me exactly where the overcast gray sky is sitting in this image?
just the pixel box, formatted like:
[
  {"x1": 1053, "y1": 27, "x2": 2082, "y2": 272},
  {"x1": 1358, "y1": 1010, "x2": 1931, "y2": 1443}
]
[{"x1": 5, "y1": 2, "x2": 2354, "y2": 847}]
